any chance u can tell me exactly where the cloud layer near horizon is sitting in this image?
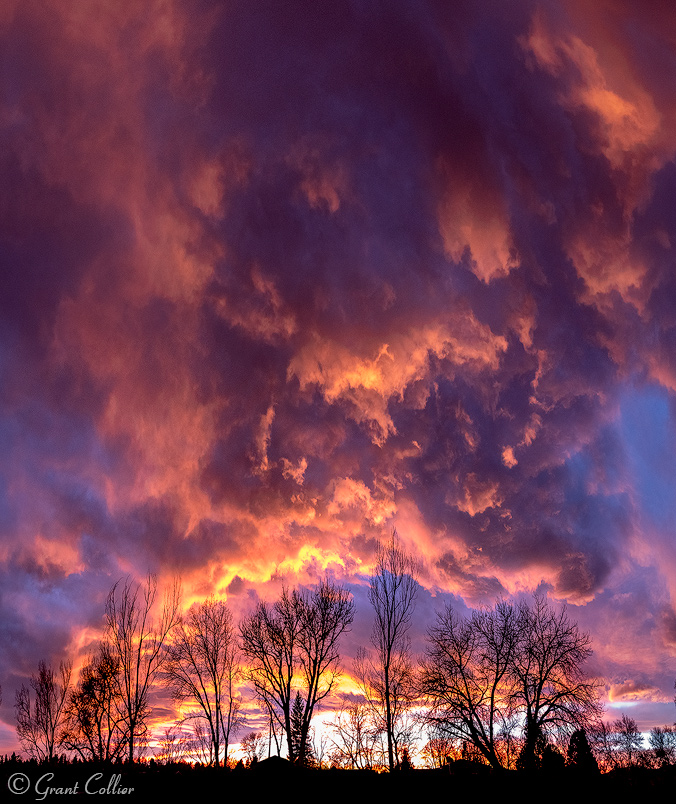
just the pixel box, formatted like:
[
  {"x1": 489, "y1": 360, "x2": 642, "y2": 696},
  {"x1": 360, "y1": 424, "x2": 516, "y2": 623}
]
[{"x1": 2, "y1": 0, "x2": 676, "y2": 744}]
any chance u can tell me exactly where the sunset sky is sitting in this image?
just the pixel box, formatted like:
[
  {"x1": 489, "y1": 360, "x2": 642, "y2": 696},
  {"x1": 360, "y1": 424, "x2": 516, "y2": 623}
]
[{"x1": 2, "y1": 0, "x2": 676, "y2": 754}]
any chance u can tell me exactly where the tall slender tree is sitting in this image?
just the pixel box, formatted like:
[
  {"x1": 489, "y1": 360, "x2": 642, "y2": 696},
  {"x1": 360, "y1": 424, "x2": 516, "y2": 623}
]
[
  {"x1": 295, "y1": 579, "x2": 354, "y2": 764},
  {"x1": 104, "y1": 573, "x2": 181, "y2": 763},
  {"x1": 357, "y1": 529, "x2": 418, "y2": 771}
]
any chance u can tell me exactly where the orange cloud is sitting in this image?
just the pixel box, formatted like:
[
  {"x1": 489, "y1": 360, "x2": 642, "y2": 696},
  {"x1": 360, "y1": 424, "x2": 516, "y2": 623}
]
[
  {"x1": 608, "y1": 681, "x2": 663, "y2": 704},
  {"x1": 438, "y1": 189, "x2": 518, "y2": 283},
  {"x1": 523, "y1": 7, "x2": 676, "y2": 308},
  {"x1": 288, "y1": 317, "x2": 507, "y2": 444}
]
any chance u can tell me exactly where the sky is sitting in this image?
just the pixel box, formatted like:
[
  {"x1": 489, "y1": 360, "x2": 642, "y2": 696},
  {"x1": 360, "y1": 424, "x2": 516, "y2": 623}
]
[{"x1": 1, "y1": 0, "x2": 676, "y2": 754}]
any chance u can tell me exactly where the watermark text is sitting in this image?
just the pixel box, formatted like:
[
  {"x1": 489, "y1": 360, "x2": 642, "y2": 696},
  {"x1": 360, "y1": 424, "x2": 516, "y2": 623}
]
[{"x1": 8, "y1": 772, "x2": 134, "y2": 799}]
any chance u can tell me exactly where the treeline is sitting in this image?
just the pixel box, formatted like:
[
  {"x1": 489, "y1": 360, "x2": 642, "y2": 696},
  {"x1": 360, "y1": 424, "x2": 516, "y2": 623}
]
[{"x1": 6, "y1": 531, "x2": 674, "y2": 773}]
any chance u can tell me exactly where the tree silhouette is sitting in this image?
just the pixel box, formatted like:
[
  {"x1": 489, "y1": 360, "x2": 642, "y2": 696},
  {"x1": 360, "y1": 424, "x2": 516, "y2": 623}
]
[
  {"x1": 163, "y1": 597, "x2": 242, "y2": 766},
  {"x1": 419, "y1": 600, "x2": 518, "y2": 770},
  {"x1": 104, "y1": 574, "x2": 181, "y2": 763},
  {"x1": 290, "y1": 692, "x2": 318, "y2": 765},
  {"x1": 240, "y1": 578, "x2": 354, "y2": 764},
  {"x1": 15, "y1": 659, "x2": 72, "y2": 760},
  {"x1": 241, "y1": 731, "x2": 265, "y2": 766},
  {"x1": 240, "y1": 587, "x2": 298, "y2": 761},
  {"x1": 612, "y1": 712, "x2": 643, "y2": 768},
  {"x1": 290, "y1": 692, "x2": 304, "y2": 761},
  {"x1": 397, "y1": 745, "x2": 413, "y2": 771},
  {"x1": 190, "y1": 719, "x2": 218, "y2": 765},
  {"x1": 540, "y1": 742, "x2": 566, "y2": 773},
  {"x1": 296, "y1": 580, "x2": 354, "y2": 764},
  {"x1": 649, "y1": 725, "x2": 676, "y2": 767},
  {"x1": 356, "y1": 530, "x2": 418, "y2": 771},
  {"x1": 63, "y1": 643, "x2": 128, "y2": 761},
  {"x1": 511, "y1": 596, "x2": 602, "y2": 769},
  {"x1": 329, "y1": 695, "x2": 380, "y2": 769},
  {"x1": 588, "y1": 719, "x2": 616, "y2": 771},
  {"x1": 567, "y1": 728, "x2": 599, "y2": 773},
  {"x1": 515, "y1": 725, "x2": 548, "y2": 770},
  {"x1": 420, "y1": 728, "x2": 458, "y2": 768},
  {"x1": 155, "y1": 725, "x2": 189, "y2": 764},
  {"x1": 419, "y1": 595, "x2": 600, "y2": 770}
]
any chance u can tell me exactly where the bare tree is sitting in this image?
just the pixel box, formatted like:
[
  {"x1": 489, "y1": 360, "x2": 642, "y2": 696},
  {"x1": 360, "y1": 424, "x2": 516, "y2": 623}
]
[
  {"x1": 418, "y1": 601, "x2": 518, "y2": 770},
  {"x1": 295, "y1": 579, "x2": 354, "y2": 764},
  {"x1": 329, "y1": 696, "x2": 381, "y2": 770},
  {"x1": 63, "y1": 643, "x2": 128, "y2": 761},
  {"x1": 15, "y1": 659, "x2": 72, "y2": 761},
  {"x1": 312, "y1": 725, "x2": 330, "y2": 768},
  {"x1": 190, "y1": 719, "x2": 216, "y2": 765},
  {"x1": 154, "y1": 725, "x2": 189, "y2": 764},
  {"x1": 104, "y1": 573, "x2": 181, "y2": 763},
  {"x1": 240, "y1": 578, "x2": 354, "y2": 764},
  {"x1": 239, "y1": 586, "x2": 298, "y2": 761},
  {"x1": 258, "y1": 695, "x2": 282, "y2": 758},
  {"x1": 163, "y1": 597, "x2": 242, "y2": 766},
  {"x1": 240, "y1": 731, "x2": 265, "y2": 765},
  {"x1": 353, "y1": 647, "x2": 414, "y2": 769},
  {"x1": 357, "y1": 529, "x2": 418, "y2": 772},
  {"x1": 511, "y1": 595, "x2": 602, "y2": 769},
  {"x1": 419, "y1": 596, "x2": 600, "y2": 771},
  {"x1": 649, "y1": 724, "x2": 676, "y2": 767},
  {"x1": 420, "y1": 727, "x2": 459, "y2": 768},
  {"x1": 588, "y1": 719, "x2": 617, "y2": 771},
  {"x1": 612, "y1": 712, "x2": 644, "y2": 767}
]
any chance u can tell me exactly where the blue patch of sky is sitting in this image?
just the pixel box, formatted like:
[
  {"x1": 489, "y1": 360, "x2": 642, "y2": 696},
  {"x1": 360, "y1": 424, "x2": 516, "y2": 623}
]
[{"x1": 618, "y1": 385, "x2": 676, "y2": 530}]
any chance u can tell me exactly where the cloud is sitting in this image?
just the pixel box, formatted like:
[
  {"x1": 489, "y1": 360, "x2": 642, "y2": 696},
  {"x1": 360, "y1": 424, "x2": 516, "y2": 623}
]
[
  {"x1": 2, "y1": 0, "x2": 676, "y2": 748},
  {"x1": 608, "y1": 681, "x2": 663, "y2": 704}
]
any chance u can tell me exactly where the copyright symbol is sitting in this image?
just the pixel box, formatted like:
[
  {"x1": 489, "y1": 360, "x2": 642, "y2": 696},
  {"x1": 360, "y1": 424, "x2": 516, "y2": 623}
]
[{"x1": 7, "y1": 773, "x2": 30, "y2": 794}]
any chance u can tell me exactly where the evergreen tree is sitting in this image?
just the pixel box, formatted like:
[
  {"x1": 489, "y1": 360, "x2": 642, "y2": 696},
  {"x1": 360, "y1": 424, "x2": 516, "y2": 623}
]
[
  {"x1": 290, "y1": 693, "x2": 317, "y2": 765},
  {"x1": 567, "y1": 729, "x2": 599, "y2": 774},
  {"x1": 516, "y1": 725, "x2": 547, "y2": 771},
  {"x1": 290, "y1": 693, "x2": 304, "y2": 761},
  {"x1": 541, "y1": 743, "x2": 565, "y2": 773},
  {"x1": 397, "y1": 746, "x2": 413, "y2": 771}
]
